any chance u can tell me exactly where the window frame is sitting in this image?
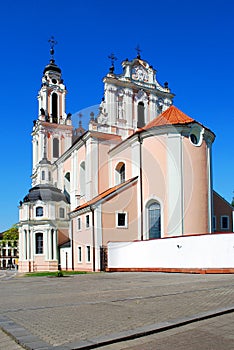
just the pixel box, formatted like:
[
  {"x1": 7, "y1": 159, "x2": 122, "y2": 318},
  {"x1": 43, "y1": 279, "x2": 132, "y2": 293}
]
[
  {"x1": 77, "y1": 246, "x2": 82, "y2": 263},
  {"x1": 116, "y1": 212, "x2": 128, "y2": 228},
  {"x1": 35, "y1": 232, "x2": 43, "y2": 255},
  {"x1": 86, "y1": 245, "x2": 91, "y2": 263},
  {"x1": 36, "y1": 206, "x2": 44, "y2": 217},
  {"x1": 221, "y1": 215, "x2": 229, "y2": 230},
  {"x1": 59, "y1": 207, "x2": 65, "y2": 219},
  {"x1": 213, "y1": 216, "x2": 216, "y2": 232},
  {"x1": 86, "y1": 215, "x2": 90, "y2": 229},
  {"x1": 77, "y1": 217, "x2": 82, "y2": 231}
]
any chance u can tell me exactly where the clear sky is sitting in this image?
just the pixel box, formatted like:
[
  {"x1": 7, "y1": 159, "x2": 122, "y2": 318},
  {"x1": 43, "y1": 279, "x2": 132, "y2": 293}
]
[{"x1": 0, "y1": 0, "x2": 233, "y2": 232}]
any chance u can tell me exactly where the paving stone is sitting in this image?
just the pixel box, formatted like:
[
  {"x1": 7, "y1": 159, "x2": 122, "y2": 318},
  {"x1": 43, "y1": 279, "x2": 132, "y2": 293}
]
[{"x1": 0, "y1": 272, "x2": 234, "y2": 349}]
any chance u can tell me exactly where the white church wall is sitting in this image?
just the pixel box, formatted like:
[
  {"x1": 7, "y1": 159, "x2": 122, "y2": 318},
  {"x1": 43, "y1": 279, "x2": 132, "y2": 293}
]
[{"x1": 108, "y1": 233, "x2": 234, "y2": 269}]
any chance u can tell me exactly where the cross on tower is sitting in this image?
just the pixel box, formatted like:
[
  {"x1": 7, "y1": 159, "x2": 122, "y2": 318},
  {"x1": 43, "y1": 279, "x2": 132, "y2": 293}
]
[
  {"x1": 48, "y1": 36, "x2": 57, "y2": 59},
  {"x1": 108, "y1": 53, "x2": 117, "y2": 66},
  {"x1": 135, "y1": 44, "x2": 142, "y2": 59},
  {"x1": 108, "y1": 53, "x2": 117, "y2": 73}
]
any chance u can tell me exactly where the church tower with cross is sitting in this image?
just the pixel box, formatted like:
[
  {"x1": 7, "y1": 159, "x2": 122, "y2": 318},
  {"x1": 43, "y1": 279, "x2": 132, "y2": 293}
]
[
  {"x1": 90, "y1": 46, "x2": 174, "y2": 138},
  {"x1": 18, "y1": 38, "x2": 71, "y2": 272},
  {"x1": 32, "y1": 37, "x2": 73, "y2": 187}
]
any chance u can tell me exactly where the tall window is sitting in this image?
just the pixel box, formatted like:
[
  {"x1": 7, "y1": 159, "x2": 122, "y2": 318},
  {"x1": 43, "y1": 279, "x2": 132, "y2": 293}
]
[
  {"x1": 148, "y1": 202, "x2": 161, "y2": 239},
  {"x1": 77, "y1": 217, "x2": 81, "y2": 230},
  {"x1": 221, "y1": 216, "x2": 229, "y2": 230},
  {"x1": 115, "y1": 162, "x2": 125, "y2": 184},
  {"x1": 116, "y1": 212, "x2": 128, "y2": 228},
  {"x1": 86, "y1": 215, "x2": 90, "y2": 228},
  {"x1": 137, "y1": 102, "x2": 145, "y2": 128},
  {"x1": 36, "y1": 206, "x2": 43, "y2": 217},
  {"x1": 78, "y1": 246, "x2": 82, "y2": 262},
  {"x1": 52, "y1": 93, "x2": 58, "y2": 123},
  {"x1": 80, "y1": 161, "x2": 86, "y2": 196},
  {"x1": 41, "y1": 171, "x2": 45, "y2": 180},
  {"x1": 53, "y1": 138, "x2": 59, "y2": 158},
  {"x1": 59, "y1": 207, "x2": 65, "y2": 218},
  {"x1": 86, "y1": 246, "x2": 91, "y2": 263},
  {"x1": 35, "y1": 232, "x2": 43, "y2": 254}
]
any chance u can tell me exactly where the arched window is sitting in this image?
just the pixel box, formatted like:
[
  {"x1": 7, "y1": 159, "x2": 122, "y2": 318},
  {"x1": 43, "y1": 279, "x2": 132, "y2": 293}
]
[
  {"x1": 148, "y1": 202, "x2": 161, "y2": 239},
  {"x1": 35, "y1": 232, "x2": 43, "y2": 254},
  {"x1": 53, "y1": 138, "x2": 59, "y2": 158},
  {"x1": 41, "y1": 171, "x2": 45, "y2": 180},
  {"x1": 52, "y1": 93, "x2": 58, "y2": 123},
  {"x1": 80, "y1": 161, "x2": 86, "y2": 196},
  {"x1": 115, "y1": 162, "x2": 125, "y2": 184},
  {"x1": 36, "y1": 206, "x2": 43, "y2": 217},
  {"x1": 137, "y1": 101, "x2": 145, "y2": 128}
]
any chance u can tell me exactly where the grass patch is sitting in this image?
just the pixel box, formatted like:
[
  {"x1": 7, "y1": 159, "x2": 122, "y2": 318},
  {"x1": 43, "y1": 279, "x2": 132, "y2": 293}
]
[{"x1": 25, "y1": 270, "x2": 90, "y2": 277}]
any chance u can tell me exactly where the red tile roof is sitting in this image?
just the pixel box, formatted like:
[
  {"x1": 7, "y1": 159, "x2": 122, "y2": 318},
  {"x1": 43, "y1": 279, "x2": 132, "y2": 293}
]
[
  {"x1": 142, "y1": 105, "x2": 194, "y2": 130},
  {"x1": 71, "y1": 176, "x2": 138, "y2": 214}
]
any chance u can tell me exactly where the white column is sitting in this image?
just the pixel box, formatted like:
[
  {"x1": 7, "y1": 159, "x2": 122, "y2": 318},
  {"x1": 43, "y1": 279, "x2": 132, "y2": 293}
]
[
  {"x1": 47, "y1": 229, "x2": 52, "y2": 260},
  {"x1": 53, "y1": 230, "x2": 57, "y2": 260},
  {"x1": 207, "y1": 140, "x2": 213, "y2": 233},
  {"x1": 131, "y1": 140, "x2": 142, "y2": 240},
  {"x1": 27, "y1": 230, "x2": 30, "y2": 261}
]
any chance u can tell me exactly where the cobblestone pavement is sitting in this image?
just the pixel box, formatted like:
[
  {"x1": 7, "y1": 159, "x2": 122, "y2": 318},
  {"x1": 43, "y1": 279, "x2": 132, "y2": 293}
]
[
  {"x1": 0, "y1": 272, "x2": 233, "y2": 349},
  {"x1": 97, "y1": 312, "x2": 234, "y2": 349}
]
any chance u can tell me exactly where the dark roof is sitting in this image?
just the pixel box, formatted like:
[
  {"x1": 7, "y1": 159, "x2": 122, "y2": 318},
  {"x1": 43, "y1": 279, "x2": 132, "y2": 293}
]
[
  {"x1": 23, "y1": 184, "x2": 69, "y2": 204},
  {"x1": 39, "y1": 157, "x2": 51, "y2": 165},
  {"x1": 43, "y1": 59, "x2": 61, "y2": 74}
]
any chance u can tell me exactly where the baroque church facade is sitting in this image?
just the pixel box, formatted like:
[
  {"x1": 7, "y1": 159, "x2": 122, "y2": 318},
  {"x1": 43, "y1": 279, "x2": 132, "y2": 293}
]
[{"x1": 18, "y1": 48, "x2": 233, "y2": 272}]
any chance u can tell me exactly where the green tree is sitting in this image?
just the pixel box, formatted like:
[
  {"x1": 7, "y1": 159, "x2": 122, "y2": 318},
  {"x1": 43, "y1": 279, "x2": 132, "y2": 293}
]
[{"x1": 2, "y1": 225, "x2": 19, "y2": 242}]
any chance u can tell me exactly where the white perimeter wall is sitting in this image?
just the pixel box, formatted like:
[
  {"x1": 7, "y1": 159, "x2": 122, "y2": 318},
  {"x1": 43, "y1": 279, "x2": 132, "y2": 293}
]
[
  {"x1": 108, "y1": 233, "x2": 234, "y2": 269},
  {"x1": 60, "y1": 247, "x2": 72, "y2": 270}
]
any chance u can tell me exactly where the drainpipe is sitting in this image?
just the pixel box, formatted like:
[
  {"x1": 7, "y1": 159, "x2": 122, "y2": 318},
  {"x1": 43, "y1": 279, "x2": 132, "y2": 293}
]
[
  {"x1": 138, "y1": 134, "x2": 144, "y2": 241},
  {"x1": 90, "y1": 207, "x2": 96, "y2": 272}
]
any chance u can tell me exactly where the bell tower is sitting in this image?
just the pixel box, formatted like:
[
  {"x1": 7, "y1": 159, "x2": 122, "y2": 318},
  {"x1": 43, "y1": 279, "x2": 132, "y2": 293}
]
[{"x1": 32, "y1": 37, "x2": 73, "y2": 186}]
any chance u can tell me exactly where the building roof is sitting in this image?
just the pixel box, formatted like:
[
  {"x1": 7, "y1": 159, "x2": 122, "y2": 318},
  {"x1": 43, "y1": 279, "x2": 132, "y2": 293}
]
[
  {"x1": 71, "y1": 176, "x2": 138, "y2": 214},
  {"x1": 23, "y1": 184, "x2": 69, "y2": 204},
  {"x1": 142, "y1": 105, "x2": 194, "y2": 130}
]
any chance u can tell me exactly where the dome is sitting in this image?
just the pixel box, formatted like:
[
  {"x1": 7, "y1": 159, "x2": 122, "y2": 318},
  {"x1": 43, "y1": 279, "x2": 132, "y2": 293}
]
[
  {"x1": 23, "y1": 184, "x2": 69, "y2": 203},
  {"x1": 43, "y1": 59, "x2": 61, "y2": 74}
]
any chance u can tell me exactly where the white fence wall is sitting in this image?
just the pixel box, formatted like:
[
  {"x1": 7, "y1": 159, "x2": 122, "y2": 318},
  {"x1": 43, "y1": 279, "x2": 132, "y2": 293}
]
[
  {"x1": 108, "y1": 233, "x2": 234, "y2": 269},
  {"x1": 60, "y1": 247, "x2": 72, "y2": 270}
]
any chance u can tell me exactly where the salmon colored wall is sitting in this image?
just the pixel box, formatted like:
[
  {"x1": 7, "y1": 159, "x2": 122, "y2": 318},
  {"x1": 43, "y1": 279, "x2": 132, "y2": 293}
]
[
  {"x1": 72, "y1": 215, "x2": 93, "y2": 271},
  {"x1": 110, "y1": 147, "x2": 133, "y2": 185},
  {"x1": 142, "y1": 136, "x2": 168, "y2": 235},
  {"x1": 98, "y1": 143, "x2": 111, "y2": 193},
  {"x1": 183, "y1": 138, "x2": 209, "y2": 234},
  {"x1": 102, "y1": 182, "x2": 138, "y2": 243},
  {"x1": 213, "y1": 192, "x2": 233, "y2": 232},
  {"x1": 63, "y1": 158, "x2": 71, "y2": 174}
]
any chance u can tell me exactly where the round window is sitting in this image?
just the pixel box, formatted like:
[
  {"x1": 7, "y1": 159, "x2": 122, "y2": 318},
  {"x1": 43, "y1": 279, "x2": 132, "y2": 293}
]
[
  {"x1": 52, "y1": 78, "x2": 57, "y2": 84},
  {"x1": 190, "y1": 133, "x2": 198, "y2": 145}
]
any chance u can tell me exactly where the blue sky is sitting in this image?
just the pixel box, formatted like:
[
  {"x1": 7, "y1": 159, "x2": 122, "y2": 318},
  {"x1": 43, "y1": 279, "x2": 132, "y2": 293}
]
[{"x1": 0, "y1": 0, "x2": 233, "y2": 232}]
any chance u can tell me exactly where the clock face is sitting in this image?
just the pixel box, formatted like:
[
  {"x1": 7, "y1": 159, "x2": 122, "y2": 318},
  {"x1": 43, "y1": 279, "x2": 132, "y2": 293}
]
[{"x1": 132, "y1": 66, "x2": 148, "y2": 82}]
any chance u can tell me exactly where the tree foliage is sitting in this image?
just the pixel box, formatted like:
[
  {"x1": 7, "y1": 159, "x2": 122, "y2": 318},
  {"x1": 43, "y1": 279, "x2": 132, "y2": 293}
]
[{"x1": 2, "y1": 225, "x2": 19, "y2": 242}]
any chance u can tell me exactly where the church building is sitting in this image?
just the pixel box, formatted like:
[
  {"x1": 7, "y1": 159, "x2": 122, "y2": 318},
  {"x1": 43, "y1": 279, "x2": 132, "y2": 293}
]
[{"x1": 18, "y1": 43, "x2": 233, "y2": 272}]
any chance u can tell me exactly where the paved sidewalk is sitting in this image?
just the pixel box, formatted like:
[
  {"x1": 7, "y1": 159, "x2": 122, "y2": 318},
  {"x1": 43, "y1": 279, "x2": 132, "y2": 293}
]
[
  {"x1": 97, "y1": 312, "x2": 234, "y2": 349},
  {"x1": 0, "y1": 272, "x2": 233, "y2": 349}
]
